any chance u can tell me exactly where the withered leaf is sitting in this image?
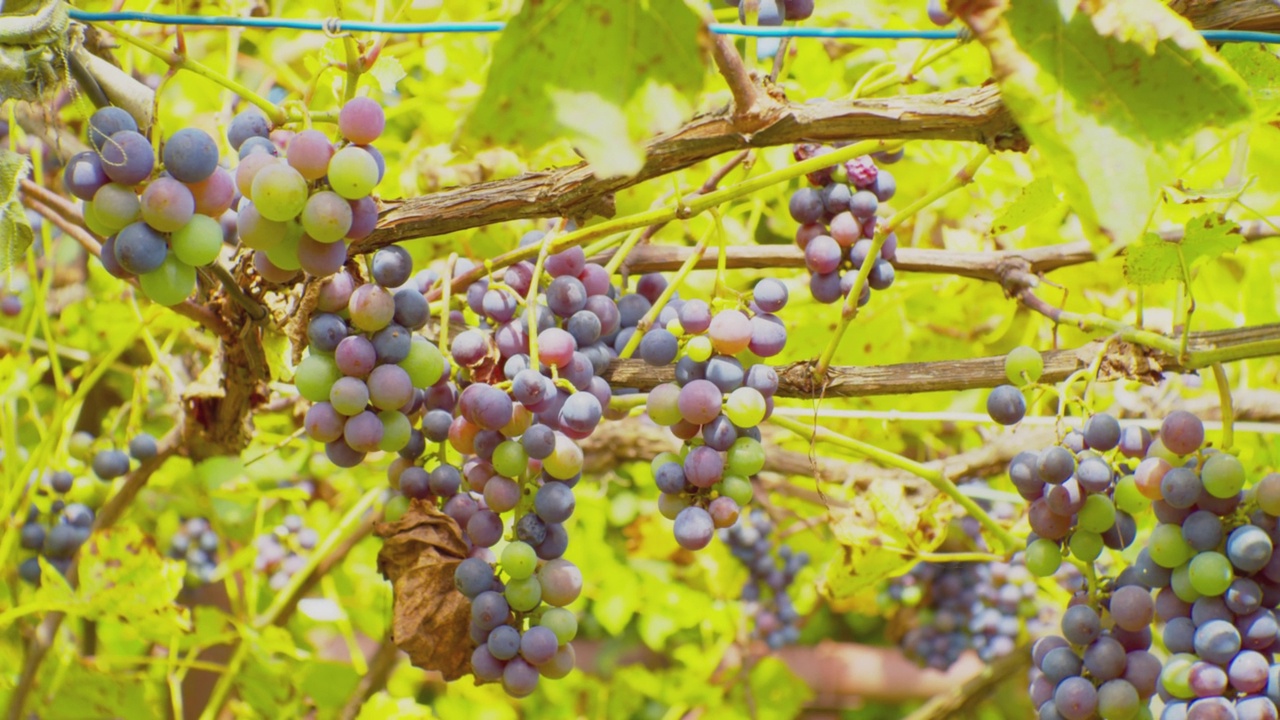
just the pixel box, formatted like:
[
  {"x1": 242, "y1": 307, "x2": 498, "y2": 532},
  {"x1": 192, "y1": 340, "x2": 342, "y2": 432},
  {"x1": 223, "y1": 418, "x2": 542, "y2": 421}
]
[{"x1": 375, "y1": 500, "x2": 472, "y2": 680}]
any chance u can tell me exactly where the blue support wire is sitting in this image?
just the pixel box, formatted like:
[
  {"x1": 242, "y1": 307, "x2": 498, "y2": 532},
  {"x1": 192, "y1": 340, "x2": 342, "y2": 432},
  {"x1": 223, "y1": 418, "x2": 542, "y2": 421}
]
[{"x1": 63, "y1": 9, "x2": 1280, "y2": 44}]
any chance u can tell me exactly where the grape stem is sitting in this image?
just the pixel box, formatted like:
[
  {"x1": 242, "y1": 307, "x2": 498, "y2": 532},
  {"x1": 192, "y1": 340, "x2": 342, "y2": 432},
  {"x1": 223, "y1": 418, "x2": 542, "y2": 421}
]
[
  {"x1": 90, "y1": 22, "x2": 333, "y2": 126},
  {"x1": 431, "y1": 139, "x2": 898, "y2": 303},
  {"x1": 767, "y1": 414, "x2": 1021, "y2": 552},
  {"x1": 1211, "y1": 362, "x2": 1235, "y2": 451},
  {"x1": 618, "y1": 230, "x2": 711, "y2": 359},
  {"x1": 438, "y1": 254, "x2": 457, "y2": 351},
  {"x1": 813, "y1": 147, "x2": 989, "y2": 381},
  {"x1": 525, "y1": 221, "x2": 566, "y2": 370}
]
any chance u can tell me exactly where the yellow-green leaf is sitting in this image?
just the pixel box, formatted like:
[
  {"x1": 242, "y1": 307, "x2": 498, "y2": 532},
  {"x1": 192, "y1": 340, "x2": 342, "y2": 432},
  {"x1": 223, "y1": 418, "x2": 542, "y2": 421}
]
[
  {"x1": 0, "y1": 149, "x2": 32, "y2": 272},
  {"x1": 991, "y1": 176, "x2": 1061, "y2": 234}
]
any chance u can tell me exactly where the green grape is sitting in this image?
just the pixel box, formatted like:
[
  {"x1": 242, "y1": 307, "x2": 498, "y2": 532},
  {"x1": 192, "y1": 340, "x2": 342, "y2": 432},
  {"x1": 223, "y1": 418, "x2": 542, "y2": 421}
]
[
  {"x1": 1160, "y1": 654, "x2": 1196, "y2": 699},
  {"x1": 1077, "y1": 494, "x2": 1117, "y2": 533},
  {"x1": 1188, "y1": 551, "x2": 1233, "y2": 596},
  {"x1": 295, "y1": 354, "x2": 341, "y2": 403},
  {"x1": 1170, "y1": 563, "x2": 1202, "y2": 604},
  {"x1": 543, "y1": 433, "x2": 583, "y2": 480},
  {"x1": 327, "y1": 146, "x2": 380, "y2": 200},
  {"x1": 400, "y1": 337, "x2": 444, "y2": 388},
  {"x1": 171, "y1": 214, "x2": 223, "y2": 266},
  {"x1": 1025, "y1": 537, "x2": 1062, "y2": 577},
  {"x1": 1068, "y1": 530, "x2": 1103, "y2": 562},
  {"x1": 900, "y1": 584, "x2": 923, "y2": 607},
  {"x1": 1256, "y1": 474, "x2": 1280, "y2": 515},
  {"x1": 720, "y1": 474, "x2": 753, "y2": 506},
  {"x1": 1147, "y1": 438, "x2": 1182, "y2": 464},
  {"x1": 1201, "y1": 453, "x2": 1244, "y2": 499},
  {"x1": 505, "y1": 576, "x2": 542, "y2": 612},
  {"x1": 250, "y1": 163, "x2": 309, "y2": 221},
  {"x1": 138, "y1": 255, "x2": 196, "y2": 306},
  {"x1": 1003, "y1": 345, "x2": 1043, "y2": 386},
  {"x1": 378, "y1": 410, "x2": 411, "y2": 453},
  {"x1": 501, "y1": 541, "x2": 538, "y2": 580},
  {"x1": 645, "y1": 383, "x2": 682, "y2": 426},
  {"x1": 300, "y1": 190, "x2": 353, "y2": 243},
  {"x1": 82, "y1": 200, "x2": 116, "y2": 237},
  {"x1": 92, "y1": 183, "x2": 141, "y2": 231},
  {"x1": 265, "y1": 223, "x2": 303, "y2": 271},
  {"x1": 685, "y1": 335, "x2": 712, "y2": 362},
  {"x1": 1113, "y1": 475, "x2": 1150, "y2": 515},
  {"x1": 493, "y1": 440, "x2": 528, "y2": 478},
  {"x1": 726, "y1": 437, "x2": 766, "y2": 476},
  {"x1": 237, "y1": 202, "x2": 285, "y2": 251},
  {"x1": 1147, "y1": 523, "x2": 1193, "y2": 568},
  {"x1": 724, "y1": 387, "x2": 766, "y2": 427},
  {"x1": 540, "y1": 607, "x2": 577, "y2": 644}
]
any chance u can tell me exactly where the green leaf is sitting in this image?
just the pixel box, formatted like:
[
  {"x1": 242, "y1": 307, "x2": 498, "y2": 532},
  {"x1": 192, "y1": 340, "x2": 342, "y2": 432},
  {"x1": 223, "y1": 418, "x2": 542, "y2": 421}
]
[
  {"x1": 991, "y1": 176, "x2": 1061, "y2": 234},
  {"x1": 954, "y1": 0, "x2": 1253, "y2": 248},
  {"x1": 0, "y1": 149, "x2": 32, "y2": 272},
  {"x1": 73, "y1": 526, "x2": 190, "y2": 640},
  {"x1": 1124, "y1": 212, "x2": 1241, "y2": 286},
  {"x1": 462, "y1": 0, "x2": 707, "y2": 179},
  {"x1": 746, "y1": 657, "x2": 814, "y2": 720},
  {"x1": 369, "y1": 55, "x2": 407, "y2": 94},
  {"x1": 1218, "y1": 43, "x2": 1280, "y2": 117}
]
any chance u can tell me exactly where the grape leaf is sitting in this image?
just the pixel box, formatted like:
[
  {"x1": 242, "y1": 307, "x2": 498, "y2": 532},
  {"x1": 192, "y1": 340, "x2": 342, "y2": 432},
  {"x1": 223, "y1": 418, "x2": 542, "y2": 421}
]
[
  {"x1": 369, "y1": 55, "x2": 406, "y2": 94},
  {"x1": 0, "y1": 148, "x2": 32, "y2": 272},
  {"x1": 71, "y1": 526, "x2": 190, "y2": 640},
  {"x1": 1123, "y1": 212, "x2": 1242, "y2": 286},
  {"x1": 461, "y1": 0, "x2": 708, "y2": 179},
  {"x1": 1217, "y1": 43, "x2": 1280, "y2": 117},
  {"x1": 950, "y1": 0, "x2": 1253, "y2": 248},
  {"x1": 991, "y1": 176, "x2": 1061, "y2": 234},
  {"x1": 375, "y1": 500, "x2": 472, "y2": 680},
  {"x1": 821, "y1": 483, "x2": 950, "y2": 612}
]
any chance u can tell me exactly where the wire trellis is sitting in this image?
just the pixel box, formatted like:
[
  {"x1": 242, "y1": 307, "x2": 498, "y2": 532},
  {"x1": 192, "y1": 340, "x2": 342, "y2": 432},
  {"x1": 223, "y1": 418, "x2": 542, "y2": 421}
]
[{"x1": 65, "y1": 10, "x2": 1280, "y2": 44}]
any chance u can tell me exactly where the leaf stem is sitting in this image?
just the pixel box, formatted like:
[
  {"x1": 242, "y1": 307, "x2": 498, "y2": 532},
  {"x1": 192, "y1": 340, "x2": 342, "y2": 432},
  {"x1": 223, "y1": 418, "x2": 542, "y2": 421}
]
[{"x1": 767, "y1": 414, "x2": 1020, "y2": 552}]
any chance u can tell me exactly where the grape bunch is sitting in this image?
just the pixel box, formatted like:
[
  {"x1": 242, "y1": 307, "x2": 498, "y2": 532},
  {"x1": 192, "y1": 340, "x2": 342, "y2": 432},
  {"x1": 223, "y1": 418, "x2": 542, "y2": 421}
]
[
  {"x1": 788, "y1": 145, "x2": 899, "y2": 305},
  {"x1": 168, "y1": 517, "x2": 221, "y2": 587},
  {"x1": 635, "y1": 281, "x2": 783, "y2": 550},
  {"x1": 253, "y1": 514, "x2": 319, "y2": 591},
  {"x1": 295, "y1": 246, "x2": 445, "y2": 467},
  {"x1": 722, "y1": 510, "x2": 807, "y2": 649},
  {"x1": 1022, "y1": 409, "x2": 1280, "y2": 719},
  {"x1": 227, "y1": 97, "x2": 384, "y2": 280},
  {"x1": 69, "y1": 107, "x2": 231, "y2": 305}
]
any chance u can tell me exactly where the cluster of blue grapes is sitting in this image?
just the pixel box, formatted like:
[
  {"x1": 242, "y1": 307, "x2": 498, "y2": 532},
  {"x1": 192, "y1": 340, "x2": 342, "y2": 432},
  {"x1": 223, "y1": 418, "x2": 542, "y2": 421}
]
[
  {"x1": 892, "y1": 556, "x2": 1040, "y2": 669},
  {"x1": 168, "y1": 517, "x2": 221, "y2": 587},
  {"x1": 253, "y1": 514, "x2": 319, "y2": 591},
  {"x1": 1021, "y1": 409, "x2": 1280, "y2": 718},
  {"x1": 788, "y1": 146, "x2": 899, "y2": 305},
  {"x1": 721, "y1": 1, "x2": 815, "y2": 59},
  {"x1": 637, "y1": 280, "x2": 784, "y2": 550},
  {"x1": 66, "y1": 107, "x2": 231, "y2": 305},
  {"x1": 227, "y1": 97, "x2": 384, "y2": 281},
  {"x1": 722, "y1": 510, "x2": 807, "y2": 649},
  {"x1": 295, "y1": 246, "x2": 445, "y2": 466}
]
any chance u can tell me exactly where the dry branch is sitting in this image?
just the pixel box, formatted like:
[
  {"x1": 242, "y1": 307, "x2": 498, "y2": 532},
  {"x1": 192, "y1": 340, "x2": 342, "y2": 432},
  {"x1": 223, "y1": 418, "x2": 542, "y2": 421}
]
[
  {"x1": 601, "y1": 323, "x2": 1280, "y2": 397},
  {"x1": 1169, "y1": 0, "x2": 1280, "y2": 31},
  {"x1": 356, "y1": 85, "x2": 1021, "y2": 251}
]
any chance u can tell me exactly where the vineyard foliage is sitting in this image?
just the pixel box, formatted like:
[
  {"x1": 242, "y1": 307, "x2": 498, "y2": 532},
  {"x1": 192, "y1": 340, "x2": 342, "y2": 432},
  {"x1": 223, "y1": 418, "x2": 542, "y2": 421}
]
[{"x1": 3, "y1": 0, "x2": 1280, "y2": 719}]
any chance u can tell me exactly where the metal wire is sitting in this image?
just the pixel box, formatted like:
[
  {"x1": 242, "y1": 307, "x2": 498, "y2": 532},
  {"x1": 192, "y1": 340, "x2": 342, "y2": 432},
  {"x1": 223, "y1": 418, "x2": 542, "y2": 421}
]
[{"x1": 63, "y1": 10, "x2": 1280, "y2": 44}]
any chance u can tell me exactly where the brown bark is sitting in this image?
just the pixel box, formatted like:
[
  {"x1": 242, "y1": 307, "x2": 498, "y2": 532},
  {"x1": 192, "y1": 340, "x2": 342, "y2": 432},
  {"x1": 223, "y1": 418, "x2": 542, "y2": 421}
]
[{"x1": 1168, "y1": 0, "x2": 1280, "y2": 31}]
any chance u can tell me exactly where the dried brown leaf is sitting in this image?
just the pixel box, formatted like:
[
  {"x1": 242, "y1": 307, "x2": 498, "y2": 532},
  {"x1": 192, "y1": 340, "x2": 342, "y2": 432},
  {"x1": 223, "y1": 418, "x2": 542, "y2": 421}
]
[{"x1": 375, "y1": 500, "x2": 473, "y2": 680}]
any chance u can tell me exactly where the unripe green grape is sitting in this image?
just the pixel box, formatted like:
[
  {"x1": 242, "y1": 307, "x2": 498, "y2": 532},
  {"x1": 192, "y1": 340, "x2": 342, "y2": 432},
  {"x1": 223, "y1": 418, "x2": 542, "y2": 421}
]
[
  {"x1": 542, "y1": 433, "x2": 583, "y2": 480},
  {"x1": 657, "y1": 492, "x2": 688, "y2": 520},
  {"x1": 265, "y1": 224, "x2": 302, "y2": 271},
  {"x1": 295, "y1": 354, "x2": 341, "y2": 402},
  {"x1": 171, "y1": 214, "x2": 223, "y2": 266},
  {"x1": 327, "y1": 146, "x2": 380, "y2": 200},
  {"x1": 505, "y1": 575, "x2": 542, "y2": 612},
  {"x1": 1113, "y1": 475, "x2": 1150, "y2": 515},
  {"x1": 1025, "y1": 537, "x2": 1062, "y2": 577},
  {"x1": 720, "y1": 474, "x2": 753, "y2": 506},
  {"x1": 1147, "y1": 523, "x2": 1192, "y2": 568},
  {"x1": 400, "y1": 337, "x2": 445, "y2": 388},
  {"x1": 1160, "y1": 654, "x2": 1196, "y2": 699},
  {"x1": 251, "y1": 163, "x2": 308, "y2": 221},
  {"x1": 540, "y1": 607, "x2": 577, "y2": 644},
  {"x1": 1201, "y1": 453, "x2": 1244, "y2": 499},
  {"x1": 726, "y1": 437, "x2": 765, "y2": 476},
  {"x1": 1069, "y1": 530, "x2": 1103, "y2": 562},
  {"x1": 138, "y1": 255, "x2": 196, "y2": 306},
  {"x1": 300, "y1": 190, "x2": 353, "y2": 243},
  {"x1": 1004, "y1": 345, "x2": 1043, "y2": 386},
  {"x1": 1256, "y1": 473, "x2": 1280, "y2": 515},
  {"x1": 645, "y1": 383, "x2": 682, "y2": 426},
  {"x1": 725, "y1": 387, "x2": 766, "y2": 428},
  {"x1": 1077, "y1": 494, "x2": 1117, "y2": 533},
  {"x1": 377, "y1": 410, "x2": 411, "y2": 453},
  {"x1": 92, "y1": 183, "x2": 141, "y2": 231},
  {"x1": 1170, "y1": 563, "x2": 1202, "y2": 604},
  {"x1": 1188, "y1": 551, "x2": 1233, "y2": 596},
  {"x1": 685, "y1": 335, "x2": 712, "y2": 362},
  {"x1": 501, "y1": 541, "x2": 538, "y2": 580},
  {"x1": 493, "y1": 440, "x2": 528, "y2": 478},
  {"x1": 82, "y1": 200, "x2": 116, "y2": 237}
]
